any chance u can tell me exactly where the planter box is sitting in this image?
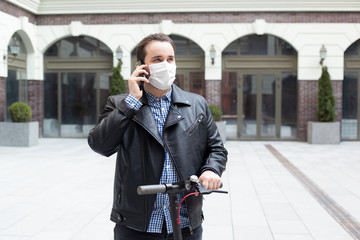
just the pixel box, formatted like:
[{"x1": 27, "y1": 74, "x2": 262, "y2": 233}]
[
  {"x1": 307, "y1": 121, "x2": 340, "y2": 144},
  {"x1": 215, "y1": 121, "x2": 226, "y2": 143},
  {"x1": 0, "y1": 122, "x2": 39, "y2": 147}
]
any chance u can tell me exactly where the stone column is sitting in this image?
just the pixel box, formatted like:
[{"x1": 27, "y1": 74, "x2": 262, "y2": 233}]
[
  {"x1": 28, "y1": 80, "x2": 43, "y2": 136},
  {"x1": 205, "y1": 80, "x2": 221, "y2": 107},
  {"x1": 0, "y1": 77, "x2": 5, "y2": 122},
  {"x1": 297, "y1": 80, "x2": 343, "y2": 141}
]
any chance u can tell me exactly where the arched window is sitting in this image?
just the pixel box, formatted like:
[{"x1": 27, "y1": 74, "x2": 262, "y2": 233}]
[
  {"x1": 6, "y1": 32, "x2": 27, "y2": 121},
  {"x1": 222, "y1": 34, "x2": 297, "y2": 140},
  {"x1": 43, "y1": 36, "x2": 113, "y2": 137},
  {"x1": 343, "y1": 39, "x2": 360, "y2": 139}
]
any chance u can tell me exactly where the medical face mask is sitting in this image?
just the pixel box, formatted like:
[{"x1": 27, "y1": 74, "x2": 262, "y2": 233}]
[{"x1": 148, "y1": 61, "x2": 176, "y2": 90}]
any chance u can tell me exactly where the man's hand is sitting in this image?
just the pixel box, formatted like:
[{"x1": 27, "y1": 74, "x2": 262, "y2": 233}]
[
  {"x1": 128, "y1": 64, "x2": 149, "y2": 100},
  {"x1": 199, "y1": 170, "x2": 221, "y2": 190}
]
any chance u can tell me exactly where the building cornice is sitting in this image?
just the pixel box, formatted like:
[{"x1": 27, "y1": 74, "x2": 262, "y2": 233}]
[{"x1": 4, "y1": 0, "x2": 360, "y2": 15}]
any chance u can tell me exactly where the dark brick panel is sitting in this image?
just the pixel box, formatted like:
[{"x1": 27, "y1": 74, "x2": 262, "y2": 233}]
[
  {"x1": 0, "y1": 77, "x2": 5, "y2": 122},
  {"x1": 205, "y1": 80, "x2": 221, "y2": 107},
  {"x1": 28, "y1": 80, "x2": 43, "y2": 136},
  {"x1": 297, "y1": 80, "x2": 342, "y2": 141}
]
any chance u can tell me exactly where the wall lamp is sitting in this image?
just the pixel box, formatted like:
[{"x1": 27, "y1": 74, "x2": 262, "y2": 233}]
[
  {"x1": 319, "y1": 44, "x2": 327, "y2": 66},
  {"x1": 210, "y1": 45, "x2": 216, "y2": 65},
  {"x1": 5, "y1": 37, "x2": 20, "y2": 62},
  {"x1": 116, "y1": 46, "x2": 123, "y2": 62}
]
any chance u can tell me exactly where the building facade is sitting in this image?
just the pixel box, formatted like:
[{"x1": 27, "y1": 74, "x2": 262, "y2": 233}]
[{"x1": 1, "y1": 0, "x2": 360, "y2": 141}]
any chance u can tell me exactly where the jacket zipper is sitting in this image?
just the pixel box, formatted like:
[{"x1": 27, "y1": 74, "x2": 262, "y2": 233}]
[{"x1": 186, "y1": 114, "x2": 204, "y2": 134}]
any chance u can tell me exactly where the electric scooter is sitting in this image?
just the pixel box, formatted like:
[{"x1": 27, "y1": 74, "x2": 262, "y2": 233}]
[{"x1": 137, "y1": 175, "x2": 228, "y2": 240}]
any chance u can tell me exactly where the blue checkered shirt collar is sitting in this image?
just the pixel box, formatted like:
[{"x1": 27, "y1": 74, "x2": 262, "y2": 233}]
[{"x1": 145, "y1": 88, "x2": 172, "y2": 107}]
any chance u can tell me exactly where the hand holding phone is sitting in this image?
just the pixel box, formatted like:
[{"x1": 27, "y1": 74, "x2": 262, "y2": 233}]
[{"x1": 128, "y1": 60, "x2": 149, "y2": 100}]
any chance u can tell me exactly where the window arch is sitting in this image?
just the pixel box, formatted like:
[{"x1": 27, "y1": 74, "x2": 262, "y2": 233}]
[
  {"x1": 223, "y1": 34, "x2": 297, "y2": 56},
  {"x1": 45, "y1": 36, "x2": 112, "y2": 57}
]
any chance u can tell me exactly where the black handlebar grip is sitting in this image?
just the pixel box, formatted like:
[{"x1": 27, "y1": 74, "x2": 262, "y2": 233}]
[{"x1": 137, "y1": 184, "x2": 167, "y2": 195}]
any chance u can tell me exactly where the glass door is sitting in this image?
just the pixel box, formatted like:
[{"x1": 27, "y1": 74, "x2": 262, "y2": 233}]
[
  {"x1": 223, "y1": 70, "x2": 296, "y2": 139},
  {"x1": 239, "y1": 72, "x2": 280, "y2": 139},
  {"x1": 240, "y1": 74, "x2": 257, "y2": 137},
  {"x1": 261, "y1": 74, "x2": 277, "y2": 137},
  {"x1": 61, "y1": 72, "x2": 97, "y2": 137},
  {"x1": 342, "y1": 71, "x2": 359, "y2": 139},
  {"x1": 43, "y1": 71, "x2": 110, "y2": 137},
  {"x1": 221, "y1": 72, "x2": 238, "y2": 138}
]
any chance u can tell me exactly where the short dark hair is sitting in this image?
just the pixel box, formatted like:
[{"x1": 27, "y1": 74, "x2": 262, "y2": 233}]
[{"x1": 136, "y1": 33, "x2": 175, "y2": 63}]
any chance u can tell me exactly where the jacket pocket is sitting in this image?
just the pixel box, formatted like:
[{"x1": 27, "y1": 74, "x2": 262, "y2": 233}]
[{"x1": 186, "y1": 114, "x2": 205, "y2": 135}]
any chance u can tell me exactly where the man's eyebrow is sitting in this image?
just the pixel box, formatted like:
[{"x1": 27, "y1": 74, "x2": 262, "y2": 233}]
[
  {"x1": 151, "y1": 55, "x2": 162, "y2": 60},
  {"x1": 151, "y1": 55, "x2": 175, "y2": 60}
]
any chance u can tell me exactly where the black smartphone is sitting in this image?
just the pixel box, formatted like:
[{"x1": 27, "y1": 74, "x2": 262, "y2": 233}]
[
  {"x1": 137, "y1": 60, "x2": 146, "y2": 89},
  {"x1": 137, "y1": 60, "x2": 146, "y2": 78}
]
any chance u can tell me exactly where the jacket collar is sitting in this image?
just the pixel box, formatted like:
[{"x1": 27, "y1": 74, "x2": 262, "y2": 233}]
[
  {"x1": 139, "y1": 84, "x2": 191, "y2": 107},
  {"x1": 134, "y1": 84, "x2": 190, "y2": 146},
  {"x1": 171, "y1": 84, "x2": 192, "y2": 106}
]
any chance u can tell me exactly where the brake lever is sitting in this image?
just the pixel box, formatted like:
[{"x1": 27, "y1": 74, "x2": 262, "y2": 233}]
[{"x1": 196, "y1": 182, "x2": 228, "y2": 195}]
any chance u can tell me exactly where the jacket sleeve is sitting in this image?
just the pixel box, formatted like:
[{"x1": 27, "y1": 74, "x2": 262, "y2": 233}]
[
  {"x1": 88, "y1": 94, "x2": 137, "y2": 157},
  {"x1": 200, "y1": 100, "x2": 228, "y2": 176}
]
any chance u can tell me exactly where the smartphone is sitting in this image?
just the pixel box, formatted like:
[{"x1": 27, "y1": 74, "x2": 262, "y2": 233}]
[
  {"x1": 137, "y1": 60, "x2": 146, "y2": 89},
  {"x1": 137, "y1": 60, "x2": 146, "y2": 78}
]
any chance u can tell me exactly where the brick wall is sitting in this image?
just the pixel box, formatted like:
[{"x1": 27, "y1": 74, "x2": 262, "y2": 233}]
[
  {"x1": 2, "y1": 2, "x2": 360, "y2": 25},
  {"x1": 0, "y1": 77, "x2": 5, "y2": 122},
  {"x1": 35, "y1": 12, "x2": 360, "y2": 25},
  {"x1": 28, "y1": 80, "x2": 43, "y2": 136},
  {"x1": 205, "y1": 80, "x2": 221, "y2": 107},
  {"x1": 0, "y1": 1, "x2": 37, "y2": 24},
  {"x1": 297, "y1": 80, "x2": 342, "y2": 141}
]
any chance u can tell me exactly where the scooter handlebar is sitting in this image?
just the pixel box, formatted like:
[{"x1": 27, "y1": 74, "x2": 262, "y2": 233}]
[{"x1": 137, "y1": 184, "x2": 167, "y2": 195}]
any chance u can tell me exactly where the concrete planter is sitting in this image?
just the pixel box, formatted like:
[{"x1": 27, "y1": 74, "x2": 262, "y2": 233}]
[
  {"x1": 215, "y1": 121, "x2": 227, "y2": 143},
  {"x1": 0, "y1": 121, "x2": 39, "y2": 147},
  {"x1": 307, "y1": 121, "x2": 340, "y2": 144}
]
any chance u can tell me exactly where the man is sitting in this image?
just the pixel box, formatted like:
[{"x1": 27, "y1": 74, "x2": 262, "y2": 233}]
[{"x1": 88, "y1": 33, "x2": 227, "y2": 240}]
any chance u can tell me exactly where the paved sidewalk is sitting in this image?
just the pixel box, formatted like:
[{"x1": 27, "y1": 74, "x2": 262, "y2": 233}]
[{"x1": 0, "y1": 139, "x2": 360, "y2": 240}]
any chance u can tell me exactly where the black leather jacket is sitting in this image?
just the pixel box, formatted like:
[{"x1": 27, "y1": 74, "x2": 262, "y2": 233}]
[{"x1": 88, "y1": 84, "x2": 227, "y2": 232}]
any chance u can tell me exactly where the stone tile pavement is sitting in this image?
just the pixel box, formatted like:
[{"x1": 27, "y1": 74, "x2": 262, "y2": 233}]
[{"x1": 0, "y1": 139, "x2": 360, "y2": 240}]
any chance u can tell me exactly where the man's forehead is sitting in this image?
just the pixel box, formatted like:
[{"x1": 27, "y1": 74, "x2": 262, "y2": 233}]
[{"x1": 146, "y1": 41, "x2": 174, "y2": 52}]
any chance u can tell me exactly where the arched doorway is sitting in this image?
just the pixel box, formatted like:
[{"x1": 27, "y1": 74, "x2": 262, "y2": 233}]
[
  {"x1": 343, "y1": 39, "x2": 360, "y2": 140},
  {"x1": 43, "y1": 36, "x2": 113, "y2": 137},
  {"x1": 222, "y1": 34, "x2": 298, "y2": 140},
  {"x1": 6, "y1": 32, "x2": 27, "y2": 121},
  {"x1": 130, "y1": 35, "x2": 205, "y2": 96}
]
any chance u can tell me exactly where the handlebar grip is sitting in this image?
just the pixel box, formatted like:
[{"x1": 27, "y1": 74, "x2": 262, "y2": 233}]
[{"x1": 137, "y1": 184, "x2": 166, "y2": 195}]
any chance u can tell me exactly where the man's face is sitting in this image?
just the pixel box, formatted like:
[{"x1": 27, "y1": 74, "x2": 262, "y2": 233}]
[{"x1": 144, "y1": 41, "x2": 175, "y2": 66}]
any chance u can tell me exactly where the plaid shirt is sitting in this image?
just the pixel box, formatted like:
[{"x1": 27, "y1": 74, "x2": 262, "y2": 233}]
[{"x1": 125, "y1": 89, "x2": 189, "y2": 233}]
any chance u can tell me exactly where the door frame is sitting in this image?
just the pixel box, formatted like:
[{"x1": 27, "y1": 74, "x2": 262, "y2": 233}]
[{"x1": 237, "y1": 70, "x2": 281, "y2": 139}]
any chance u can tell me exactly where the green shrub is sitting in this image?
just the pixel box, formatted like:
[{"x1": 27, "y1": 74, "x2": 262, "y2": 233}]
[
  {"x1": 8, "y1": 102, "x2": 32, "y2": 122},
  {"x1": 209, "y1": 105, "x2": 222, "y2": 122},
  {"x1": 110, "y1": 61, "x2": 126, "y2": 95},
  {"x1": 316, "y1": 66, "x2": 336, "y2": 122}
]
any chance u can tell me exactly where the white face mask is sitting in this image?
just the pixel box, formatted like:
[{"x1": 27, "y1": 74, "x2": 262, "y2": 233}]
[{"x1": 148, "y1": 61, "x2": 176, "y2": 90}]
